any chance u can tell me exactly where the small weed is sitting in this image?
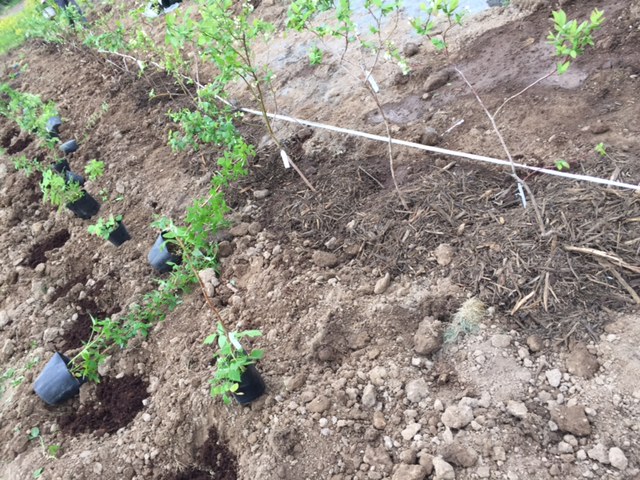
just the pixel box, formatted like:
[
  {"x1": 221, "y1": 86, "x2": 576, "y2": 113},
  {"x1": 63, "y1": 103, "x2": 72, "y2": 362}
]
[
  {"x1": 84, "y1": 159, "x2": 105, "y2": 181},
  {"x1": 555, "y1": 159, "x2": 570, "y2": 171},
  {"x1": 88, "y1": 214, "x2": 123, "y2": 240},
  {"x1": 595, "y1": 142, "x2": 607, "y2": 157}
]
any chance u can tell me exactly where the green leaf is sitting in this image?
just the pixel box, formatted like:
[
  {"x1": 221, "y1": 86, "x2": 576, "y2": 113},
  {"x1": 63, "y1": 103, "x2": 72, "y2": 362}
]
[
  {"x1": 203, "y1": 334, "x2": 217, "y2": 345},
  {"x1": 33, "y1": 468, "x2": 44, "y2": 478},
  {"x1": 557, "y1": 61, "x2": 570, "y2": 75},
  {"x1": 28, "y1": 427, "x2": 40, "y2": 440}
]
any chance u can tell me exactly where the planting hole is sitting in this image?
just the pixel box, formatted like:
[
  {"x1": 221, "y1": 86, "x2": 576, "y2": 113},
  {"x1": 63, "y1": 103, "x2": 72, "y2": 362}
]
[
  {"x1": 59, "y1": 375, "x2": 148, "y2": 435},
  {"x1": 162, "y1": 427, "x2": 238, "y2": 480},
  {"x1": 6, "y1": 135, "x2": 33, "y2": 154},
  {"x1": 27, "y1": 229, "x2": 71, "y2": 268},
  {"x1": 0, "y1": 126, "x2": 19, "y2": 148}
]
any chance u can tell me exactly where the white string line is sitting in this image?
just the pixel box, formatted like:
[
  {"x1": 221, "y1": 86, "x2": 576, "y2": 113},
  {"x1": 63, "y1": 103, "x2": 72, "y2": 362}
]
[{"x1": 232, "y1": 105, "x2": 640, "y2": 192}]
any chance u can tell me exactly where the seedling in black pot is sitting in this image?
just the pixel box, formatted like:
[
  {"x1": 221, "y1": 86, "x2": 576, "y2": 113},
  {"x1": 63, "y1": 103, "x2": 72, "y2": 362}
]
[
  {"x1": 40, "y1": 169, "x2": 99, "y2": 219},
  {"x1": 46, "y1": 116, "x2": 62, "y2": 138},
  {"x1": 147, "y1": 232, "x2": 182, "y2": 273},
  {"x1": 88, "y1": 214, "x2": 131, "y2": 246},
  {"x1": 205, "y1": 322, "x2": 265, "y2": 405},
  {"x1": 34, "y1": 316, "x2": 131, "y2": 405}
]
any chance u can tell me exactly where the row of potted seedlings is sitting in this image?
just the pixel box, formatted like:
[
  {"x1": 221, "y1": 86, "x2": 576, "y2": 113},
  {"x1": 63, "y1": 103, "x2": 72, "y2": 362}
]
[{"x1": 32, "y1": 116, "x2": 266, "y2": 407}]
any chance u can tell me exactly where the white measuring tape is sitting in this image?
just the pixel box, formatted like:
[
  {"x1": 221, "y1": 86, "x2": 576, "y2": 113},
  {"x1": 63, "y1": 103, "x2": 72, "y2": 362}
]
[{"x1": 231, "y1": 104, "x2": 640, "y2": 192}]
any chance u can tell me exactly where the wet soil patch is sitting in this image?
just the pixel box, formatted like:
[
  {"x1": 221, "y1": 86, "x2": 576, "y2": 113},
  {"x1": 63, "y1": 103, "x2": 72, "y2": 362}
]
[
  {"x1": 59, "y1": 375, "x2": 148, "y2": 435},
  {"x1": 26, "y1": 229, "x2": 71, "y2": 268}
]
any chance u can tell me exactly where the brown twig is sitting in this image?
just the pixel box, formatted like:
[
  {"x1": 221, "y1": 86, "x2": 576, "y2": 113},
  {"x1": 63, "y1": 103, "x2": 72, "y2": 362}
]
[{"x1": 454, "y1": 66, "x2": 546, "y2": 236}]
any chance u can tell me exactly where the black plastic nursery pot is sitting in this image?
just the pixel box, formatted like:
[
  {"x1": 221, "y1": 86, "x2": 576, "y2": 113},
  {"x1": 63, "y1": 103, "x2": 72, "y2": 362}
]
[
  {"x1": 33, "y1": 352, "x2": 86, "y2": 405},
  {"x1": 147, "y1": 233, "x2": 181, "y2": 273},
  {"x1": 233, "y1": 364, "x2": 266, "y2": 405},
  {"x1": 65, "y1": 170, "x2": 85, "y2": 186},
  {"x1": 46, "y1": 116, "x2": 62, "y2": 138},
  {"x1": 108, "y1": 222, "x2": 131, "y2": 247},
  {"x1": 59, "y1": 139, "x2": 78, "y2": 154},
  {"x1": 66, "y1": 191, "x2": 100, "y2": 219},
  {"x1": 52, "y1": 159, "x2": 70, "y2": 174}
]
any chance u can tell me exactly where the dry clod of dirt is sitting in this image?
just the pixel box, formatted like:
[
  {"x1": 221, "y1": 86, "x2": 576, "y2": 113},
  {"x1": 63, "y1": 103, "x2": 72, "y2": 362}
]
[
  {"x1": 373, "y1": 272, "x2": 391, "y2": 294},
  {"x1": 587, "y1": 443, "x2": 609, "y2": 464},
  {"x1": 420, "y1": 126, "x2": 440, "y2": 146},
  {"x1": 548, "y1": 404, "x2": 592, "y2": 437},
  {"x1": 229, "y1": 222, "x2": 250, "y2": 237},
  {"x1": 434, "y1": 243, "x2": 454, "y2": 266},
  {"x1": 490, "y1": 333, "x2": 512, "y2": 348},
  {"x1": 403, "y1": 42, "x2": 420, "y2": 57},
  {"x1": 423, "y1": 70, "x2": 451, "y2": 93},
  {"x1": 311, "y1": 250, "x2": 340, "y2": 268},
  {"x1": 414, "y1": 317, "x2": 444, "y2": 355},
  {"x1": 565, "y1": 343, "x2": 600, "y2": 378},
  {"x1": 253, "y1": 188, "x2": 270, "y2": 199},
  {"x1": 526, "y1": 334, "x2": 544, "y2": 352},
  {"x1": 392, "y1": 463, "x2": 429, "y2": 480},
  {"x1": 440, "y1": 441, "x2": 479, "y2": 468}
]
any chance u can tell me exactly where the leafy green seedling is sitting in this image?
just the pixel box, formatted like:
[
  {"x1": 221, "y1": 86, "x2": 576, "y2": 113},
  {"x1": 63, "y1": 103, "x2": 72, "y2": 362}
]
[
  {"x1": 555, "y1": 159, "x2": 570, "y2": 171},
  {"x1": 33, "y1": 468, "x2": 44, "y2": 479},
  {"x1": 205, "y1": 322, "x2": 264, "y2": 405},
  {"x1": 14, "y1": 156, "x2": 42, "y2": 177},
  {"x1": 547, "y1": 8, "x2": 605, "y2": 74},
  {"x1": 40, "y1": 169, "x2": 84, "y2": 208},
  {"x1": 84, "y1": 159, "x2": 105, "y2": 181},
  {"x1": 308, "y1": 45, "x2": 323, "y2": 65},
  {"x1": 28, "y1": 427, "x2": 40, "y2": 441},
  {"x1": 595, "y1": 142, "x2": 607, "y2": 157},
  {"x1": 88, "y1": 214, "x2": 123, "y2": 240}
]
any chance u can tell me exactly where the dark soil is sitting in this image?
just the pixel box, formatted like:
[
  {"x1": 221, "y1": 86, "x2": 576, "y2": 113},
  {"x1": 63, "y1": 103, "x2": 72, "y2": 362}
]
[
  {"x1": 59, "y1": 375, "x2": 148, "y2": 435},
  {"x1": 199, "y1": 427, "x2": 239, "y2": 480}
]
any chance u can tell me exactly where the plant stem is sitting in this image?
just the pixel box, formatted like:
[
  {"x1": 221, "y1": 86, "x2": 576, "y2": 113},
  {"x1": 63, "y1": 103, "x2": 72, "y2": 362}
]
[{"x1": 454, "y1": 67, "x2": 546, "y2": 236}]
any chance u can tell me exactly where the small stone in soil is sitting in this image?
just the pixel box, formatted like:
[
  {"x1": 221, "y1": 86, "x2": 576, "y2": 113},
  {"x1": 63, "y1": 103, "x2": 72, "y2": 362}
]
[
  {"x1": 392, "y1": 464, "x2": 428, "y2": 480},
  {"x1": 608, "y1": 447, "x2": 628, "y2": 470},
  {"x1": 433, "y1": 243, "x2": 454, "y2": 266},
  {"x1": 403, "y1": 42, "x2": 420, "y2": 57},
  {"x1": 565, "y1": 343, "x2": 599, "y2": 379},
  {"x1": 441, "y1": 405, "x2": 474, "y2": 429},
  {"x1": 374, "y1": 273, "x2": 391, "y2": 294},
  {"x1": 405, "y1": 378, "x2": 429, "y2": 403},
  {"x1": 526, "y1": 334, "x2": 543, "y2": 352},
  {"x1": 253, "y1": 189, "x2": 270, "y2": 199},
  {"x1": 432, "y1": 456, "x2": 455, "y2": 480},
  {"x1": 548, "y1": 405, "x2": 591, "y2": 437},
  {"x1": 423, "y1": 70, "x2": 451, "y2": 93},
  {"x1": 546, "y1": 368, "x2": 562, "y2": 388},
  {"x1": 506, "y1": 400, "x2": 528, "y2": 419}
]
